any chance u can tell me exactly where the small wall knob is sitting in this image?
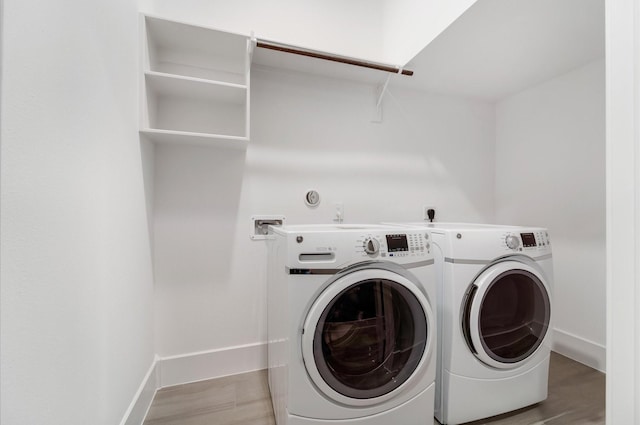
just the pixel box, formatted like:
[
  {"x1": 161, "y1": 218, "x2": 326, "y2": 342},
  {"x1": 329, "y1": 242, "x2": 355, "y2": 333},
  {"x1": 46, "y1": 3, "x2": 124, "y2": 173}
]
[{"x1": 305, "y1": 190, "x2": 320, "y2": 207}]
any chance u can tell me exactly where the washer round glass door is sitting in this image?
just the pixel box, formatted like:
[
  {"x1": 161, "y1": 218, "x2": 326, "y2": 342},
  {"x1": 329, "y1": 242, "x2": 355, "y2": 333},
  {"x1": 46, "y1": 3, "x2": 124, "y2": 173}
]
[
  {"x1": 302, "y1": 268, "x2": 434, "y2": 406},
  {"x1": 463, "y1": 261, "x2": 551, "y2": 369}
]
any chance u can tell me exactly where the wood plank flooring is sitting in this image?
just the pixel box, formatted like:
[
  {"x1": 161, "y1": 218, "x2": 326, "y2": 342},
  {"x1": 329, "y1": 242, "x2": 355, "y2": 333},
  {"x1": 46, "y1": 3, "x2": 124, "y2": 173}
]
[
  {"x1": 143, "y1": 370, "x2": 275, "y2": 425},
  {"x1": 463, "y1": 352, "x2": 605, "y2": 425},
  {"x1": 143, "y1": 352, "x2": 604, "y2": 425}
]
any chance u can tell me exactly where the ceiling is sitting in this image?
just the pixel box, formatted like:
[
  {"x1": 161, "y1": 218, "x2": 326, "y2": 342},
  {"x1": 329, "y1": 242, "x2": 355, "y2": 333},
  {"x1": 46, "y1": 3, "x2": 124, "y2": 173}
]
[{"x1": 390, "y1": 0, "x2": 605, "y2": 101}]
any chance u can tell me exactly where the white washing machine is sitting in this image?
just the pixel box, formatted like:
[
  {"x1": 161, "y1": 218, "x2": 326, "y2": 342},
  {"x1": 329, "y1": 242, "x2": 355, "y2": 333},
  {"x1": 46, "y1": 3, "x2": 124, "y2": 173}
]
[
  {"x1": 386, "y1": 222, "x2": 554, "y2": 424},
  {"x1": 267, "y1": 224, "x2": 437, "y2": 425}
]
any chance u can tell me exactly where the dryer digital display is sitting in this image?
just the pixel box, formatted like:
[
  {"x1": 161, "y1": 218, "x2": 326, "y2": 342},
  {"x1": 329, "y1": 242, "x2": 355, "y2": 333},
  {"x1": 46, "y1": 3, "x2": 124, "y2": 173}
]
[
  {"x1": 386, "y1": 234, "x2": 409, "y2": 252},
  {"x1": 520, "y1": 233, "x2": 537, "y2": 248}
]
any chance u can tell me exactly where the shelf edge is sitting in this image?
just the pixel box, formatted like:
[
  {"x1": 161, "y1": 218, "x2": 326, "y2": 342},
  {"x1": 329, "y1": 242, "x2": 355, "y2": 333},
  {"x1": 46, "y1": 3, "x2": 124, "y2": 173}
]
[{"x1": 140, "y1": 129, "x2": 249, "y2": 149}]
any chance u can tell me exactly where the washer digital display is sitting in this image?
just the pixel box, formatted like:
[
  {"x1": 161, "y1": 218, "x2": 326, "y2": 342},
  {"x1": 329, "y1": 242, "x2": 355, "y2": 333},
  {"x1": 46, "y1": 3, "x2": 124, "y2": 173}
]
[
  {"x1": 521, "y1": 233, "x2": 537, "y2": 247},
  {"x1": 386, "y1": 234, "x2": 409, "y2": 252}
]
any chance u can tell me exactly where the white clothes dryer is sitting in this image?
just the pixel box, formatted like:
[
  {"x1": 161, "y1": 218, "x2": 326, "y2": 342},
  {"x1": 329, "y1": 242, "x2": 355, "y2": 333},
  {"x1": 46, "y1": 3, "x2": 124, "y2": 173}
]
[
  {"x1": 267, "y1": 224, "x2": 437, "y2": 425},
  {"x1": 385, "y1": 223, "x2": 553, "y2": 425}
]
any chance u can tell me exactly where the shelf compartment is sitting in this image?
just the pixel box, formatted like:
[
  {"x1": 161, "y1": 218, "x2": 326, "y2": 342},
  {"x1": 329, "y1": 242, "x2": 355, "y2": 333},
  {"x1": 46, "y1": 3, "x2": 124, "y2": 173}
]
[
  {"x1": 144, "y1": 73, "x2": 246, "y2": 137},
  {"x1": 144, "y1": 15, "x2": 248, "y2": 85}
]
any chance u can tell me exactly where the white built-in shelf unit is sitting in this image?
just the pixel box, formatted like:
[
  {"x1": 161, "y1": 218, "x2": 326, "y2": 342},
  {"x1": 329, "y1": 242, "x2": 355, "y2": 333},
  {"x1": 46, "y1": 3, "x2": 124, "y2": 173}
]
[
  {"x1": 140, "y1": 15, "x2": 251, "y2": 148},
  {"x1": 139, "y1": 15, "x2": 420, "y2": 148}
]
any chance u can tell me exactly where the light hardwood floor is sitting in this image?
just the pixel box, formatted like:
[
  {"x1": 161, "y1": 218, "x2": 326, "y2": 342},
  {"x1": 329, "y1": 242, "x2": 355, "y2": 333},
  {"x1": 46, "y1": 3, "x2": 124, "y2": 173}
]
[
  {"x1": 143, "y1": 370, "x2": 275, "y2": 425},
  {"x1": 143, "y1": 352, "x2": 604, "y2": 425}
]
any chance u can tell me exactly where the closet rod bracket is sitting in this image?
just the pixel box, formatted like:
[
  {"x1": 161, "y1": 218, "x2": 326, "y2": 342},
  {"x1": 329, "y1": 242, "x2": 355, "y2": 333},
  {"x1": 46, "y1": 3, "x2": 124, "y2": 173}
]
[{"x1": 373, "y1": 73, "x2": 394, "y2": 123}]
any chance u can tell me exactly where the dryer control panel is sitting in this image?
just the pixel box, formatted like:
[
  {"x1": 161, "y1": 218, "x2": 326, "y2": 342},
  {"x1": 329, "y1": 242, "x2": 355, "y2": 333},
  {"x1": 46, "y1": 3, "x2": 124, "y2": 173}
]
[{"x1": 504, "y1": 230, "x2": 551, "y2": 252}]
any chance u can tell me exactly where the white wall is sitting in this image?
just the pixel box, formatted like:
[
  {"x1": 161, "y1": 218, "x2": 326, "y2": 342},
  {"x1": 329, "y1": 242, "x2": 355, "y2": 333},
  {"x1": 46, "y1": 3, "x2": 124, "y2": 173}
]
[
  {"x1": 382, "y1": 0, "x2": 477, "y2": 65},
  {"x1": 141, "y1": 0, "x2": 386, "y2": 63},
  {"x1": 495, "y1": 59, "x2": 606, "y2": 370},
  {"x1": 151, "y1": 65, "x2": 496, "y2": 378},
  {"x1": 0, "y1": 1, "x2": 156, "y2": 424}
]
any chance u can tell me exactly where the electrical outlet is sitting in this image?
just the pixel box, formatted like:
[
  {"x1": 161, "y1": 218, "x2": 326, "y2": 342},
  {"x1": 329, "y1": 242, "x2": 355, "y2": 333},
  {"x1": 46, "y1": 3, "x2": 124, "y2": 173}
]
[{"x1": 423, "y1": 206, "x2": 436, "y2": 221}]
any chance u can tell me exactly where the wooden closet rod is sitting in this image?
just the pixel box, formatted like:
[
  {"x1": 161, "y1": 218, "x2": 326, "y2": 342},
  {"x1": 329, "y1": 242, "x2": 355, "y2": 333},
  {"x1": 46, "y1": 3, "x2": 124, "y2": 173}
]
[{"x1": 256, "y1": 40, "x2": 414, "y2": 76}]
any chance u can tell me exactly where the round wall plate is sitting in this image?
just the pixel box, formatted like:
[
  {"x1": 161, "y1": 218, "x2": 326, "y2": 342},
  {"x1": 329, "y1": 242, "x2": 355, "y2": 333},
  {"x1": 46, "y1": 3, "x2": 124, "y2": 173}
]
[{"x1": 305, "y1": 190, "x2": 320, "y2": 207}]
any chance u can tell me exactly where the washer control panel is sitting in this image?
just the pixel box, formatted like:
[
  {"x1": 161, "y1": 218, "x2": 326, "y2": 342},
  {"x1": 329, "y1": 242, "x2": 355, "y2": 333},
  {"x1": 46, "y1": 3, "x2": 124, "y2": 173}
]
[
  {"x1": 281, "y1": 226, "x2": 434, "y2": 268},
  {"x1": 357, "y1": 231, "x2": 431, "y2": 258}
]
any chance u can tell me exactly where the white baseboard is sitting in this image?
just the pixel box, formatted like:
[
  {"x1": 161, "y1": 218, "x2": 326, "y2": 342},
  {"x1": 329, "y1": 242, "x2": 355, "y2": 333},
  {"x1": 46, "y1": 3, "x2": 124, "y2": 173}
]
[
  {"x1": 120, "y1": 342, "x2": 267, "y2": 424},
  {"x1": 157, "y1": 341, "x2": 268, "y2": 388},
  {"x1": 552, "y1": 328, "x2": 606, "y2": 372},
  {"x1": 120, "y1": 357, "x2": 159, "y2": 425}
]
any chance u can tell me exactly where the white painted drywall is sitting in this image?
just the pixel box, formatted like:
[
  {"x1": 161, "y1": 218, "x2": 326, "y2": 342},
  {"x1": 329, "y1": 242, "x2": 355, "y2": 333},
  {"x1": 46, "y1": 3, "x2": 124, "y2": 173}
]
[
  {"x1": 495, "y1": 60, "x2": 606, "y2": 370},
  {"x1": 382, "y1": 0, "x2": 477, "y2": 65},
  {"x1": 152, "y1": 65, "x2": 496, "y2": 362},
  {"x1": 141, "y1": 0, "x2": 386, "y2": 63},
  {"x1": 0, "y1": 1, "x2": 155, "y2": 424}
]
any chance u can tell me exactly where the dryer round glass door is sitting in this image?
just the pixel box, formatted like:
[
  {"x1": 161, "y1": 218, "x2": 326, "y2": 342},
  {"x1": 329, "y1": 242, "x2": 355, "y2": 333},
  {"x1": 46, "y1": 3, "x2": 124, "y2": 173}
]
[
  {"x1": 302, "y1": 268, "x2": 434, "y2": 406},
  {"x1": 462, "y1": 261, "x2": 551, "y2": 369}
]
